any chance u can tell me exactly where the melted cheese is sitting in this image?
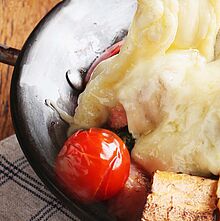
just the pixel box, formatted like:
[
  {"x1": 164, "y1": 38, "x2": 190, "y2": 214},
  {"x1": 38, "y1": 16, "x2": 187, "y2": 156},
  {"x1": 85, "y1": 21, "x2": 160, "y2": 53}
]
[{"x1": 72, "y1": 0, "x2": 220, "y2": 176}]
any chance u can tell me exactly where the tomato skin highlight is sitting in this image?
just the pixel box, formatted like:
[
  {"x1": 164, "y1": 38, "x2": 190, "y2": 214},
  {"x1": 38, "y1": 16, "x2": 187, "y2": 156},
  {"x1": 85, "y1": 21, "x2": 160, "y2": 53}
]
[{"x1": 55, "y1": 128, "x2": 130, "y2": 203}]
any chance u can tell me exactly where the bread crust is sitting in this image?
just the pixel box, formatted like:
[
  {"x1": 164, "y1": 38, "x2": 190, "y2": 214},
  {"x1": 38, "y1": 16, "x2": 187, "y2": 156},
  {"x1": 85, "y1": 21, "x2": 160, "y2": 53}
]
[{"x1": 142, "y1": 171, "x2": 218, "y2": 221}]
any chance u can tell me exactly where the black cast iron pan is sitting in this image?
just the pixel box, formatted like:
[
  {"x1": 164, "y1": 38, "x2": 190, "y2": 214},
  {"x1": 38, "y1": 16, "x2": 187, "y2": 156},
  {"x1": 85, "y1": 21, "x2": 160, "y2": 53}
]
[{"x1": 0, "y1": 0, "x2": 136, "y2": 220}]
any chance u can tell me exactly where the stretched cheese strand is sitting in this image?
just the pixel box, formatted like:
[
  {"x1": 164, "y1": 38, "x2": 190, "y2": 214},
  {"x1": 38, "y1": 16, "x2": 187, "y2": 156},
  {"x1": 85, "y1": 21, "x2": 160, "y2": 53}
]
[
  {"x1": 170, "y1": 0, "x2": 219, "y2": 61},
  {"x1": 73, "y1": 0, "x2": 179, "y2": 129}
]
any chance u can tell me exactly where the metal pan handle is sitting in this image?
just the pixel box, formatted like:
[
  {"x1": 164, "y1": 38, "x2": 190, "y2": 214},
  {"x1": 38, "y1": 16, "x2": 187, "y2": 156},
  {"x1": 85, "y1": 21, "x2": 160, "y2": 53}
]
[{"x1": 0, "y1": 44, "x2": 20, "y2": 66}]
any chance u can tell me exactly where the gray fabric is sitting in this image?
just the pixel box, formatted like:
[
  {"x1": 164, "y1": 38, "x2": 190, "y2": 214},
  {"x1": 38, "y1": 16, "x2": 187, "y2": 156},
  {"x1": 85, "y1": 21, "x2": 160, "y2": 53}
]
[{"x1": 0, "y1": 135, "x2": 79, "y2": 221}]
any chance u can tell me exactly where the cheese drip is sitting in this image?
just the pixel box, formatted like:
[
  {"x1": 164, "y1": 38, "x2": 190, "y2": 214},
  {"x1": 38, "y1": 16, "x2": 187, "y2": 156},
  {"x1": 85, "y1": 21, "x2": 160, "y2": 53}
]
[{"x1": 72, "y1": 0, "x2": 220, "y2": 176}]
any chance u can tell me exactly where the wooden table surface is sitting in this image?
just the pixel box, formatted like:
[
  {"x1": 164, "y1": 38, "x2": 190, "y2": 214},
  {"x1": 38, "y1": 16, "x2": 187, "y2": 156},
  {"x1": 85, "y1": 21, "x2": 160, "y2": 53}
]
[{"x1": 0, "y1": 0, "x2": 60, "y2": 140}]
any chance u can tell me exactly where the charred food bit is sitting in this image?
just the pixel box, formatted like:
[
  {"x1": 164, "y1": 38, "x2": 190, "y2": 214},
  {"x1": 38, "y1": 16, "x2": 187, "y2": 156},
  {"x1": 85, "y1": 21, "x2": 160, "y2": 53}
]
[
  {"x1": 142, "y1": 171, "x2": 218, "y2": 221},
  {"x1": 113, "y1": 127, "x2": 135, "y2": 152}
]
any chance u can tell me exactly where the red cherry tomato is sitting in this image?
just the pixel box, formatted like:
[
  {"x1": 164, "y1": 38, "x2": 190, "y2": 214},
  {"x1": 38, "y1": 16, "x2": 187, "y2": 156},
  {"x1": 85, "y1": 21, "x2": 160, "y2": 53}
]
[{"x1": 55, "y1": 128, "x2": 130, "y2": 203}]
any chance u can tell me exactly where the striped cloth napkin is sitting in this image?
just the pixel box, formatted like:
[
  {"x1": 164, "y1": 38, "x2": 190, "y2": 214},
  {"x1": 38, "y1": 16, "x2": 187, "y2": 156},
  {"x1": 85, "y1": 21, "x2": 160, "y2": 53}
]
[{"x1": 0, "y1": 135, "x2": 79, "y2": 221}]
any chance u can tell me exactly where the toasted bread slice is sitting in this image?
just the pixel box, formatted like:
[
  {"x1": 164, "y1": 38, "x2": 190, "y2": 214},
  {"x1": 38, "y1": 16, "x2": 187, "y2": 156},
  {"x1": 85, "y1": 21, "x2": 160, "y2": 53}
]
[{"x1": 142, "y1": 171, "x2": 218, "y2": 221}]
